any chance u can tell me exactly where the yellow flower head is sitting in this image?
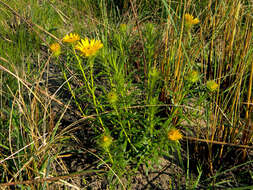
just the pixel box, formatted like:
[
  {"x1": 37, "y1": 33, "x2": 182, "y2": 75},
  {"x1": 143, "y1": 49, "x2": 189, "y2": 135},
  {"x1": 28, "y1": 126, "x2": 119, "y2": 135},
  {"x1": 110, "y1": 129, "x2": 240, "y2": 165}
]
[
  {"x1": 49, "y1": 43, "x2": 61, "y2": 57},
  {"x1": 75, "y1": 38, "x2": 103, "y2": 57},
  {"x1": 62, "y1": 33, "x2": 80, "y2": 43},
  {"x1": 99, "y1": 134, "x2": 113, "y2": 149},
  {"x1": 168, "y1": 129, "x2": 183, "y2": 141},
  {"x1": 206, "y1": 80, "x2": 219, "y2": 92},
  {"x1": 184, "y1": 13, "x2": 199, "y2": 28}
]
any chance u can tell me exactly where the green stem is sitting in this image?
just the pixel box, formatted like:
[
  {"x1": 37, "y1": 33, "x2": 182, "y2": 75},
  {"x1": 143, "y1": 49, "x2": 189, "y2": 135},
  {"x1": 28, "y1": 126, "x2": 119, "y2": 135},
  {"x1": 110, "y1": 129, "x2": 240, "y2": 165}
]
[
  {"x1": 62, "y1": 70, "x2": 85, "y2": 116},
  {"x1": 114, "y1": 106, "x2": 138, "y2": 152},
  {"x1": 73, "y1": 47, "x2": 104, "y2": 130},
  {"x1": 89, "y1": 58, "x2": 105, "y2": 130},
  {"x1": 106, "y1": 148, "x2": 113, "y2": 163}
]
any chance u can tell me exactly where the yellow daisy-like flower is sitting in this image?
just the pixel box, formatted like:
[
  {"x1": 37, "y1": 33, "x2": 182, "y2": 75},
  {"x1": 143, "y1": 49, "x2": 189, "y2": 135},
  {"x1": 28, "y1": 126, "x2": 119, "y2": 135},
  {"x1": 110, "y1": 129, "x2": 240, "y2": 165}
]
[
  {"x1": 75, "y1": 38, "x2": 103, "y2": 57},
  {"x1": 206, "y1": 80, "x2": 219, "y2": 92},
  {"x1": 62, "y1": 33, "x2": 80, "y2": 43},
  {"x1": 184, "y1": 13, "x2": 199, "y2": 28},
  {"x1": 168, "y1": 129, "x2": 183, "y2": 141},
  {"x1": 49, "y1": 43, "x2": 61, "y2": 57}
]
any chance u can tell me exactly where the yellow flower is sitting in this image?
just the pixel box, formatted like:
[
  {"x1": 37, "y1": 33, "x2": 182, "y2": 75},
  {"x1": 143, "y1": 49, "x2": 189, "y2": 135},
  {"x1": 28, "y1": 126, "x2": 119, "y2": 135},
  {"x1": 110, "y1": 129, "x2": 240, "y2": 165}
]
[
  {"x1": 206, "y1": 80, "x2": 219, "y2": 92},
  {"x1": 184, "y1": 13, "x2": 199, "y2": 29},
  {"x1": 49, "y1": 43, "x2": 61, "y2": 57},
  {"x1": 100, "y1": 134, "x2": 113, "y2": 149},
  {"x1": 62, "y1": 33, "x2": 80, "y2": 43},
  {"x1": 168, "y1": 129, "x2": 183, "y2": 141},
  {"x1": 75, "y1": 38, "x2": 103, "y2": 57}
]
